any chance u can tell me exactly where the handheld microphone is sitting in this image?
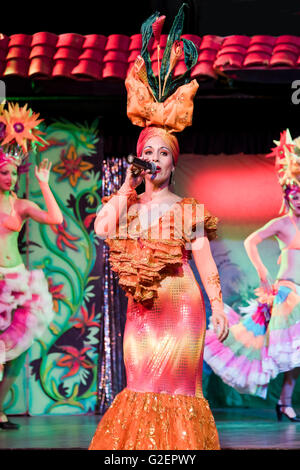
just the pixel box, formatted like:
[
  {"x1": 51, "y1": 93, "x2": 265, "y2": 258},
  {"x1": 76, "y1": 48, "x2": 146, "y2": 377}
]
[{"x1": 127, "y1": 154, "x2": 157, "y2": 174}]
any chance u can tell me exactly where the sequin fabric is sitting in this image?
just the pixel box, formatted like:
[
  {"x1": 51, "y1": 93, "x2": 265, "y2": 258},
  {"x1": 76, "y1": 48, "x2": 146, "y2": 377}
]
[
  {"x1": 103, "y1": 192, "x2": 218, "y2": 306},
  {"x1": 90, "y1": 193, "x2": 220, "y2": 450},
  {"x1": 124, "y1": 261, "x2": 206, "y2": 397},
  {"x1": 89, "y1": 388, "x2": 220, "y2": 450}
]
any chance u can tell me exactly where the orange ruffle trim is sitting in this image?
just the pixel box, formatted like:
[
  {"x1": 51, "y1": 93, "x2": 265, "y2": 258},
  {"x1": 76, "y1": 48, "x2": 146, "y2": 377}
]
[
  {"x1": 103, "y1": 192, "x2": 218, "y2": 306},
  {"x1": 89, "y1": 388, "x2": 220, "y2": 450}
]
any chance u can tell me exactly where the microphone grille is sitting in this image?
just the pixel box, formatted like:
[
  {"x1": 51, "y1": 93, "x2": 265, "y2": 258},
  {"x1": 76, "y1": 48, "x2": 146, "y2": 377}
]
[{"x1": 149, "y1": 161, "x2": 156, "y2": 173}]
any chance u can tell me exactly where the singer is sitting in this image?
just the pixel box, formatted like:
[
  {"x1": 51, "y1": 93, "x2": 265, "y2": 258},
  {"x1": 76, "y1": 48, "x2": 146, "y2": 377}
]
[{"x1": 90, "y1": 6, "x2": 228, "y2": 450}]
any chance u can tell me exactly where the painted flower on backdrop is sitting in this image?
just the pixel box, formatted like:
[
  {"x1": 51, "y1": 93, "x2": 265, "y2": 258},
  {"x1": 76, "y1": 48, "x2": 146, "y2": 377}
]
[
  {"x1": 50, "y1": 219, "x2": 80, "y2": 251},
  {"x1": 38, "y1": 138, "x2": 66, "y2": 153},
  {"x1": 46, "y1": 119, "x2": 99, "y2": 156},
  {"x1": 56, "y1": 346, "x2": 94, "y2": 379},
  {"x1": 84, "y1": 213, "x2": 96, "y2": 229},
  {"x1": 53, "y1": 144, "x2": 94, "y2": 187},
  {"x1": 47, "y1": 277, "x2": 66, "y2": 312},
  {"x1": 70, "y1": 304, "x2": 100, "y2": 335}
]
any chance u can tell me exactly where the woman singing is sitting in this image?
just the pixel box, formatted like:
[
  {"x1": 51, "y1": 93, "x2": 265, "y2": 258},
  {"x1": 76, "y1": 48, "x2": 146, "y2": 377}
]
[{"x1": 89, "y1": 7, "x2": 228, "y2": 450}]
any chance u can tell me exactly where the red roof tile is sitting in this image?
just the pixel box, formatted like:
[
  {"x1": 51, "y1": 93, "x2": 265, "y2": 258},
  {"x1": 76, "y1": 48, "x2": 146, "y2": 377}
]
[{"x1": 0, "y1": 32, "x2": 299, "y2": 81}]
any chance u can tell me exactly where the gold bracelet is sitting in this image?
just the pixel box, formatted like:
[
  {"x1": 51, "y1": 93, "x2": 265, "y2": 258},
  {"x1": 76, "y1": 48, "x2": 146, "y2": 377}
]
[{"x1": 207, "y1": 273, "x2": 222, "y2": 304}]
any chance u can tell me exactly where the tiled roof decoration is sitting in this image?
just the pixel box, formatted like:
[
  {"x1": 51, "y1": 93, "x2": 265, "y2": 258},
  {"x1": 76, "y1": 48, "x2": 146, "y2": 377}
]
[{"x1": 0, "y1": 32, "x2": 299, "y2": 81}]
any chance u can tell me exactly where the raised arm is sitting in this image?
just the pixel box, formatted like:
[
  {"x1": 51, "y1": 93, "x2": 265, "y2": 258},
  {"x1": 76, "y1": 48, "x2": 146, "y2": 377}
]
[
  {"x1": 192, "y1": 236, "x2": 228, "y2": 342},
  {"x1": 22, "y1": 158, "x2": 63, "y2": 225},
  {"x1": 244, "y1": 218, "x2": 282, "y2": 289},
  {"x1": 94, "y1": 164, "x2": 148, "y2": 238}
]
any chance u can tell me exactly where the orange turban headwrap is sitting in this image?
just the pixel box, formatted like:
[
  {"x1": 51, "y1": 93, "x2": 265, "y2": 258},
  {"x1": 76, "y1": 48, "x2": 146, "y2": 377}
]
[{"x1": 136, "y1": 126, "x2": 180, "y2": 166}]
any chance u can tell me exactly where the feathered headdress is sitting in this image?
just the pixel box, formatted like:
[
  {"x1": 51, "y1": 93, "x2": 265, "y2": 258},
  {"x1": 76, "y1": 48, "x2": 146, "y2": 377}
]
[
  {"x1": 0, "y1": 102, "x2": 47, "y2": 170},
  {"x1": 125, "y1": 3, "x2": 199, "y2": 133},
  {"x1": 267, "y1": 129, "x2": 300, "y2": 212}
]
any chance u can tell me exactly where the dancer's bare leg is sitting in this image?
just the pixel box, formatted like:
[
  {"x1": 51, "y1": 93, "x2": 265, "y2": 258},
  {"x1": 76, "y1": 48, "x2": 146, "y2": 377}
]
[
  {"x1": 0, "y1": 353, "x2": 26, "y2": 423},
  {"x1": 278, "y1": 367, "x2": 300, "y2": 418}
]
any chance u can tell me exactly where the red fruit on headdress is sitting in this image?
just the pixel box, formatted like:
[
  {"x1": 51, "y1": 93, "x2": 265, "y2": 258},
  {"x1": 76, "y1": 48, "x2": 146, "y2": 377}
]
[
  {"x1": 161, "y1": 40, "x2": 183, "y2": 97},
  {"x1": 152, "y1": 15, "x2": 166, "y2": 44},
  {"x1": 169, "y1": 40, "x2": 183, "y2": 72}
]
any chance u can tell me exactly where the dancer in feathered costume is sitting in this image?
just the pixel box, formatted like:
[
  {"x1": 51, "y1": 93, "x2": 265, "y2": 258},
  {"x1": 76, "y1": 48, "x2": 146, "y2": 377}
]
[
  {"x1": 204, "y1": 129, "x2": 300, "y2": 421},
  {"x1": 0, "y1": 102, "x2": 63, "y2": 429},
  {"x1": 89, "y1": 5, "x2": 228, "y2": 450}
]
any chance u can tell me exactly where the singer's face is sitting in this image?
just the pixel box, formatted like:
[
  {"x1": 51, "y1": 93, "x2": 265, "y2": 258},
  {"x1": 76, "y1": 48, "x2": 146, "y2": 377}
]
[{"x1": 141, "y1": 136, "x2": 174, "y2": 185}]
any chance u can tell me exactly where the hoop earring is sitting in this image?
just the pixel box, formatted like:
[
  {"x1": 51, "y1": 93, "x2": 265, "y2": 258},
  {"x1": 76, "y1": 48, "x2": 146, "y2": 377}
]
[{"x1": 170, "y1": 169, "x2": 175, "y2": 189}]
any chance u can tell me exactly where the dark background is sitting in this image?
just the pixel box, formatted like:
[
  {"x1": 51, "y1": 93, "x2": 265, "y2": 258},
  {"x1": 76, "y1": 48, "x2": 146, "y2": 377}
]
[{"x1": 2, "y1": 0, "x2": 300, "y2": 36}]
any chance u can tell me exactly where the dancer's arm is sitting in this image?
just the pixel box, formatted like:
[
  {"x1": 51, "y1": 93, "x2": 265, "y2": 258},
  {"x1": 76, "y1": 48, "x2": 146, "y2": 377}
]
[
  {"x1": 192, "y1": 236, "x2": 228, "y2": 341},
  {"x1": 21, "y1": 158, "x2": 63, "y2": 225},
  {"x1": 244, "y1": 218, "x2": 282, "y2": 289},
  {"x1": 94, "y1": 165, "x2": 148, "y2": 238}
]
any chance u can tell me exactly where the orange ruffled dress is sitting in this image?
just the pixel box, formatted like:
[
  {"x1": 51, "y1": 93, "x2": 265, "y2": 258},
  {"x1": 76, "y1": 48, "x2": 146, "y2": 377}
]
[{"x1": 89, "y1": 192, "x2": 220, "y2": 450}]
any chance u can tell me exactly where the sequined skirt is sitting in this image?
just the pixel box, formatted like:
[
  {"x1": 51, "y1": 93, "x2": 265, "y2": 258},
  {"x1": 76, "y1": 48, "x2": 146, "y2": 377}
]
[
  {"x1": 89, "y1": 388, "x2": 220, "y2": 450},
  {"x1": 89, "y1": 263, "x2": 220, "y2": 450}
]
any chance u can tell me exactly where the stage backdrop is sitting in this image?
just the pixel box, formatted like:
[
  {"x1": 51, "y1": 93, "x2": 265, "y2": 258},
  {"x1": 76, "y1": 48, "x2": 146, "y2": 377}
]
[
  {"x1": 5, "y1": 147, "x2": 300, "y2": 416},
  {"x1": 4, "y1": 118, "x2": 104, "y2": 416},
  {"x1": 175, "y1": 152, "x2": 300, "y2": 408}
]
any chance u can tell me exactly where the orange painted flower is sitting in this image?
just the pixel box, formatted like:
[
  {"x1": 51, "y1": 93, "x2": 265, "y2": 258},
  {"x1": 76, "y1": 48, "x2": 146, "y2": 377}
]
[
  {"x1": 56, "y1": 346, "x2": 94, "y2": 379},
  {"x1": 50, "y1": 219, "x2": 80, "y2": 252},
  {"x1": 53, "y1": 145, "x2": 94, "y2": 187},
  {"x1": 70, "y1": 304, "x2": 100, "y2": 334},
  {"x1": 0, "y1": 103, "x2": 44, "y2": 153},
  {"x1": 47, "y1": 277, "x2": 66, "y2": 312}
]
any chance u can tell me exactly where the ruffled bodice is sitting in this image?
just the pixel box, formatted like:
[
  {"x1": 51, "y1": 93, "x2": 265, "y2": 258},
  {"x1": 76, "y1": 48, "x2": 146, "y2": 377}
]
[{"x1": 102, "y1": 190, "x2": 218, "y2": 306}]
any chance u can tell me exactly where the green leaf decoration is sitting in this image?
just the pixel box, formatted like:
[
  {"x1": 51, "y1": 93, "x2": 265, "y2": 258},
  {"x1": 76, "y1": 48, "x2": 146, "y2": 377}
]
[
  {"x1": 49, "y1": 118, "x2": 99, "y2": 136},
  {"x1": 182, "y1": 38, "x2": 198, "y2": 69},
  {"x1": 139, "y1": 3, "x2": 198, "y2": 103},
  {"x1": 159, "y1": 3, "x2": 186, "y2": 96},
  {"x1": 140, "y1": 11, "x2": 160, "y2": 101},
  {"x1": 162, "y1": 38, "x2": 198, "y2": 101}
]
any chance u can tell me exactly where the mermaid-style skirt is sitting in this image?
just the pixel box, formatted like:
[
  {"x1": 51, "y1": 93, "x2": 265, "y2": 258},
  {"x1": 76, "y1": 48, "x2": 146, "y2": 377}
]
[{"x1": 89, "y1": 263, "x2": 220, "y2": 450}]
